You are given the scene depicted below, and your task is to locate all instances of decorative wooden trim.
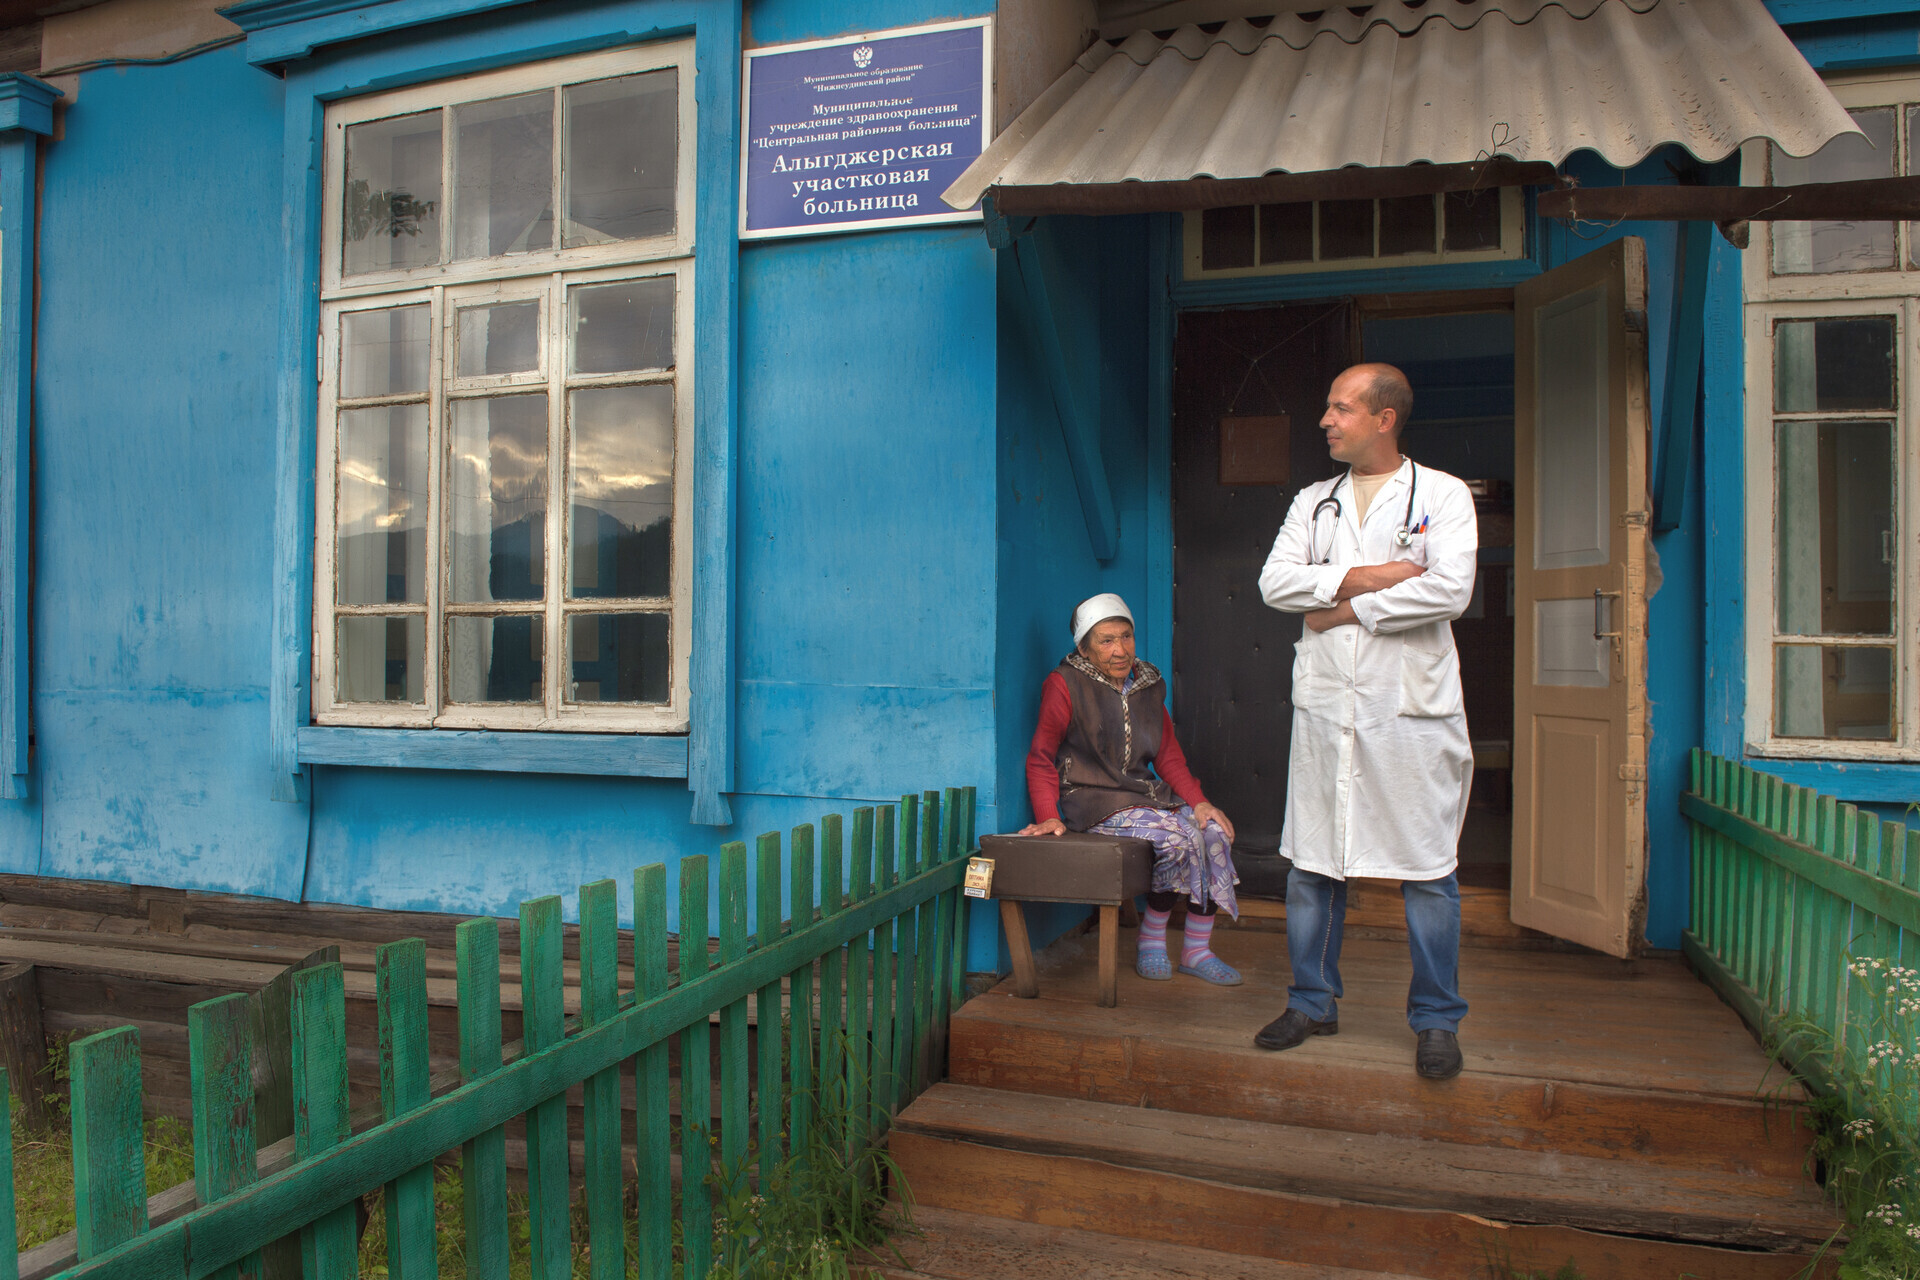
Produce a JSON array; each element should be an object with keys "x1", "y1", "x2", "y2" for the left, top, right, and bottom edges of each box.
[
  {"x1": 0, "y1": 74, "x2": 58, "y2": 802},
  {"x1": 221, "y1": 0, "x2": 541, "y2": 68},
  {"x1": 296, "y1": 726, "x2": 690, "y2": 776},
  {"x1": 1742, "y1": 755, "x2": 1920, "y2": 804},
  {"x1": 1653, "y1": 220, "x2": 1712, "y2": 532}
]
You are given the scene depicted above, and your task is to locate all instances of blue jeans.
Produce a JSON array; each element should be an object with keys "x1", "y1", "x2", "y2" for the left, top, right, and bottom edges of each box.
[{"x1": 1285, "y1": 867, "x2": 1468, "y2": 1033}]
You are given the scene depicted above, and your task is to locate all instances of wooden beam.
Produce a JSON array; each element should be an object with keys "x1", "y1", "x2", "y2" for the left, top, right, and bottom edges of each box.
[
  {"x1": 0, "y1": 963, "x2": 47, "y2": 1131},
  {"x1": 990, "y1": 157, "x2": 1559, "y2": 217},
  {"x1": 1540, "y1": 175, "x2": 1920, "y2": 223}
]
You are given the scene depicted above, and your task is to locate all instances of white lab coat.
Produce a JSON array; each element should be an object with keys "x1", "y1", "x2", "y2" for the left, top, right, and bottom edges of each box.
[{"x1": 1258, "y1": 458, "x2": 1478, "y2": 882}]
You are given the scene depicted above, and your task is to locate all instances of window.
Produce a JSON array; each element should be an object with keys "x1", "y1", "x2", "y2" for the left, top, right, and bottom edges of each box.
[
  {"x1": 314, "y1": 45, "x2": 695, "y2": 733},
  {"x1": 1183, "y1": 187, "x2": 1523, "y2": 279},
  {"x1": 1744, "y1": 71, "x2": 1920, "y2": 757}
]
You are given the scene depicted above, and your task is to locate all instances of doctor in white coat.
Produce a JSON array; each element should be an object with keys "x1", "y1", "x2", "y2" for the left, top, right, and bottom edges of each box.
[{"x1": 1253, "y1": 363, "x2": 1477, "y2": 1081}]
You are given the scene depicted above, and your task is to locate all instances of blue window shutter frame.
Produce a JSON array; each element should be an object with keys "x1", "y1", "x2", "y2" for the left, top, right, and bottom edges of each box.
[
  {"x1": 0, "y1": 75, "x2": 60, "y2": 803},
  {"x1": 254, "y1": 0, "x2": 738, "y2": 819}
]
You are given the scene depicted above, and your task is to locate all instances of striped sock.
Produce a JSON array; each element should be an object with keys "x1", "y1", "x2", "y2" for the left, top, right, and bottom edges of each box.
[
  {"x1": 1180, "y1": 913, "x2": 1217, "y2": 967},
  {"x1": 1139, "y1": 906, "x2": 1171, "y2": 957}
]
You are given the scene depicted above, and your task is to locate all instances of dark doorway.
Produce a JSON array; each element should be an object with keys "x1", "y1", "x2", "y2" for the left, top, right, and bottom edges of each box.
[{"x1": 1170, "y1": 302, "x2": 1353, "y2": 859}]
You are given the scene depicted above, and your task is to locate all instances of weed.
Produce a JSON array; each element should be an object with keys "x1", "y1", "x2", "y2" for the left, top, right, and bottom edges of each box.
[{"x1": 10, "y1": 1102, "x2": 196, "y2": 1253}]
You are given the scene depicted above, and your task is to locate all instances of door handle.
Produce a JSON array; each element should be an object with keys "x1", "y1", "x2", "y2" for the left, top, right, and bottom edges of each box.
[{"x1": 1593, "y1": 589, "x2": 1622, "y2": 641}]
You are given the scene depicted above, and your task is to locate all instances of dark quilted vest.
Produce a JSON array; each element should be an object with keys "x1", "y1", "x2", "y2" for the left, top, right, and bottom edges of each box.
[{"x1": 1055, "y1": 654, "x2": 1178, "y2": 831}]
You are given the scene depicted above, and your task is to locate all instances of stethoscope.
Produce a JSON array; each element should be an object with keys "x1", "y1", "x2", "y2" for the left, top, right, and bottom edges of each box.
[{"x1": 1308, "y1": 461, "x2": 1419, "y2": 565}]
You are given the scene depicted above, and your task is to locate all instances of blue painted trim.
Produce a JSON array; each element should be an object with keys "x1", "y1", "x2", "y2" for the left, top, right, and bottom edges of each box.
[
  {"x1": 1700, "y1": 231, "x2": 1745, "y2": 759},
  {"x1": 351, "y1": 32, "x2": 663, "y2": 95},
  {"x1": 230, "y1": 0, "x2": 536, "y2": 67},
  {"x1": 1171, "y1": 256, "x2": 1542, "y2": 310},
  {"x1": 298, "y1": 726, "x2": 690, "y2": 776},
  {"x1": 686, "y1": 1, "x2": 741, "y2": 827},
  {"x1": 1011, "y1": 229, "x2": 1118, "y2": 561},
  {"x1": 0, "y1": 76, "x2": 56, "y2": 802},
  {"x1": 1143, "y1": 213, "x2": 1175, "y2": 663},
  {"x1": 1766, "y1": 0, "x2": 1920, "y2": 23},
  {"x1": 1746, "y1": 758, "x2": 1920, "y2": 806},
  {"x1": 1653, "y1": 220, "x2": 1711, "y2": 532},
  {"x1": 0, "y1": 76, "x2": 61, "y2": 137}
]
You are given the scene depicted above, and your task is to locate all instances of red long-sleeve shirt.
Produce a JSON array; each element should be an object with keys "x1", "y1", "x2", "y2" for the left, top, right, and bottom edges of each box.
[{"x1": 1024, "y1": 670, "x2": 1208, "y2": 825}]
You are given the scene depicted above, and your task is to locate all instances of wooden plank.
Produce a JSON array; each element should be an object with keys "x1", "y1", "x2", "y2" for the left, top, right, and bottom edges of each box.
[
  {"x1": 896, "y1": 794, "x2": 928, "y2": 1107},
  {"x1": 0, "y1": 964, "x2": 48, "y2": 1132},
  {"x1": 577, "y1": 879, "x2": 625, "y2": 1280},
  {"x1": 678, "y1": 854, "x2": 714, "y2": 1280},
  {"x1": 455, "y1": 920, "x2": 509, "y2": 1280},
  {"x1": 1539, "y1": 175, "x2": 1920, "y2": 223},
  {"x1": 1096, "y1": 906, "x2": 1120, "y2": 1009},
  {"x1": 250, "y1": 944, "x2": 337, "y2": 1280},
  {"x1": 755, "y1": 830, "x2": 784, "y2": 1188},
  {"x1": 188, "y1": 994, "x2": 259, "y2": 1280},
  {"x1": 817, "y1": 817, "x2": 846, "y2": 1151},
  {"x1": 0, "y1": 1069, "x2": 15, "y2": 1280},
  {"x1": 520, "y1": 896, "x2": 571, "y2": 1280},
  {"x1": 786, "y1": 825, "x2": 816, "y2": 1161},
  {"x1": 70, "y1": 1026, "x2": 148, "y2": 1260},
  {"x1": 632, "y1": 865, "x2": 672, "y2": 1280},
  {"x1": 999, "y1": 900, "x2": 1039, "y2": 999},
  {"x1": 846, "y1": 810, "x2": 875, "y2": 1153},
  {"x1": 376, "y1": 939, "x2": 437, "y2": 1280},
  {"x1": 869, "y1": 804, "x2": 898, "y2": 1137},
  {"x1": 717, "y1": 842, "x2": 750, "y2": 1193},
  {"x1": 292, "y1": 964, "x2": 355, "y2": 1280}
]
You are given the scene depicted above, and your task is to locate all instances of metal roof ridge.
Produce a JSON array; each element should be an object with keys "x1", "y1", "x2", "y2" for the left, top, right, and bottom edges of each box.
[{"x1": 1101, "y1": 0, "x2": 1663, "y2": 60}]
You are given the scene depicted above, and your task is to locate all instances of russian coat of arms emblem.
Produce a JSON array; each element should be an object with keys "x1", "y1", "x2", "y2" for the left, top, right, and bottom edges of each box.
[{"x1": 853, "y1": 45, "x2": 873, "y2": 69}]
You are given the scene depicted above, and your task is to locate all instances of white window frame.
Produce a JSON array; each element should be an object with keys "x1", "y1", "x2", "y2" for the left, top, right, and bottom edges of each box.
[
  {"x1": 1181, "y1": 187, "x2": 1525, "y2": 280},
  {"x1": 1742, "y1": 69, "x2": 1920, "y2": 759},
  {"x1": 312, "y1": 43, "x2": 697, "y2": 734}
]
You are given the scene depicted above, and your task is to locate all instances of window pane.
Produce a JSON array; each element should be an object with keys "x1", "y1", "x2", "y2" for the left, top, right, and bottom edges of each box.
[
  {"x1": 448, "y1": 395, "x2": 548, "y2": 604},
  {"x1": 1908, "y1": 105, "x2": 1920, "y2": 269},
  {"x1": 1379, "y1": 195, "x2": 1436, "y2": 256},
  {"x1": 570, "y1": 278, "x2": 673, "y2": 375},
  {"x1": 337, "y1": 405, "x2": 428, "y2": 605},
  {"x1": 565, "y1": 71, "x2": 677, "y2": 246},
  {"x1": 453, "y1": 93, "x2": 553, "y2": 261},
  {"x1": 341, "y1": 306, "x2": 430, "y2": 398},
  {"x1": 1257, "y1": 202, "x2": 1312, "y2": 264},
  {"x1": 567, "y1": 612, "x2": 669, "y2": 703},
  {"x1": 1320, "y1": 199, "x2": 1375, "y2": 260},
  {"x1": 1775, "y1": 644, "x2": 1895, "y2": 740},
  {"x1": 1775, "y1": 420, "x2": 1895, "y2": 636},
  {"x1": 1773, "y1": 317, "x2": 1895, "y2": 412},
  {"x1": 457, "y1": 301, "x2": 541, "y2": 378},
  {"x1": 337, "y1": 615, "x2": 424, "y2": 703},
  {"x1": 343, "y1": 111, "x2": 443, "y2": 275},
  {"x1": 569, "y1": 385, "x2": 673, "y2": 599},
  {"x1": 1773, "y1": 107, "x2": 1896, "y2": 274},
  {"x1": 447, "y1": 615, "x2": 543, "y2": 703},
  {"x1": 1444, "y1": 188, "x2": 1502, "y2": 252},
  {"x1": 1200, "y1": 205, "x2": 1254, "y2": 271}
]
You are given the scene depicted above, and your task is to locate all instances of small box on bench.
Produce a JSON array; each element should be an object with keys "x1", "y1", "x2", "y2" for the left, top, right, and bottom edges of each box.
[{"x1": 977, "y1": 832, "x2": 1153, "y2": 904}]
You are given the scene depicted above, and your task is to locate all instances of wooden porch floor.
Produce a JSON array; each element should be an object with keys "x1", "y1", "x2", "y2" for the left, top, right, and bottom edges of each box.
[{"x1": 886, "y1": 923, "x2": 1844, "y2": 1280}]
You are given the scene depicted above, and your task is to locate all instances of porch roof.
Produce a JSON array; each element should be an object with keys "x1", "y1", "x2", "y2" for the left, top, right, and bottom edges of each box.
[{"x1": 943, "y1": 0, "x2": 1857, "y2": 215}]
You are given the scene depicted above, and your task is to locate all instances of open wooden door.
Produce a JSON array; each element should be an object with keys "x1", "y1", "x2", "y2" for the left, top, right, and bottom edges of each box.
[{"x1": 1510, "y1": 238, "x2": 1651, "y2": 957}]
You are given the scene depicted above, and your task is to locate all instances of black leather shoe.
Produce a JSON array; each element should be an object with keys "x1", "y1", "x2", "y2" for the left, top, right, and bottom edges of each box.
[
  {"x1": 1253, "y1": 1008, "x2": 1338, "y2": 1051},
  {"x1": 1415, "y1": 1029, "x2": 1463, "y2": 1080}
]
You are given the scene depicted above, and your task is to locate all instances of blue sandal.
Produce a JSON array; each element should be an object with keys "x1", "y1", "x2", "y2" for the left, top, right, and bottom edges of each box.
[
  {"x1": 1178, "y1": 954, "x2": 1243, "y2": 986},
  {"x1": 1135, "y1": 949, "x2": 1173, "y2": 981}
]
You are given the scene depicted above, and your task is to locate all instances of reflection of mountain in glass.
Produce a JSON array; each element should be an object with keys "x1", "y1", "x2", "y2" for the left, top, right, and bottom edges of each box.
[
  {"x1": 485, "y1": 615, "x2": 541, "y2": 702},
  {"x1": 336, "y1": 528, "x2": 425, "y2": 605},
  {"x1": 573, "y1": 502, "x2": 670, "y2": 599}
]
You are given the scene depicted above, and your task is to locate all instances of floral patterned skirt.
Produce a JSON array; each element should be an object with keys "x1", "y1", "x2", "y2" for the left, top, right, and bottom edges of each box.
[{"x1": 1088, "y1": 804, "x2": 1239, "y2": 919}]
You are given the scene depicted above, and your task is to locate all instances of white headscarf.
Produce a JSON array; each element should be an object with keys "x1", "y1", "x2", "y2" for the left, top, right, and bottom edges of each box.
[{"x1": 1072, "y1": 593, "x2": 1134, "y2": 647}]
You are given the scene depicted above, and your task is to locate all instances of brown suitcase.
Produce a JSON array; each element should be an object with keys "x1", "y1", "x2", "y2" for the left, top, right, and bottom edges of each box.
[
  {"x1": 977, "y1": 832, "x2": 1153, "y2": 905},
  {"x1": 977, "y1": 832, "x2": 1155, "y2": 1008}
]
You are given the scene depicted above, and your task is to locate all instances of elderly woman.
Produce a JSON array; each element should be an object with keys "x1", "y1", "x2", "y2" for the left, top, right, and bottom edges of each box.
[{"x1": 1017, "y1": 593, "x2": 1242, "y2": 984}]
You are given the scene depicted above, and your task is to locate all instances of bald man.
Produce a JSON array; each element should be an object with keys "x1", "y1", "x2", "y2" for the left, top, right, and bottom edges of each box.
[{"x1": 1253, "y1": 364, "x2": 1479, "y2": 1081}]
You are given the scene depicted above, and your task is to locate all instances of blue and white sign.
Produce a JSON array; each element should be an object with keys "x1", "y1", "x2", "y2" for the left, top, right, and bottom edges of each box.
[{"x1": 740, "y1": 19, "x2": 991, "y2": 239}]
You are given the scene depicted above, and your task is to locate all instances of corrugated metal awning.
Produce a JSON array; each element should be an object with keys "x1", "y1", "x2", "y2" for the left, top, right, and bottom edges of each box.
[{"x1": 945, "y1": 0, "x2": 1857, "y2": 214}]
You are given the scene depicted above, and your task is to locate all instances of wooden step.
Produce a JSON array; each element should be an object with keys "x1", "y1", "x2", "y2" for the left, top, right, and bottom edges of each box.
[
  {"x1": 890, "y1": 1086, "x2": 1842, "y2": 1280},
  {"x1": 862, "y1": 1206, "x2": 1422, "y2": 1280},
  {"x1": 950, "y1": 929, "x2": 1816, "y2": 1178},
  {"x1": 1229, "y1": 879, "x2": 1549, "y2": 947}
]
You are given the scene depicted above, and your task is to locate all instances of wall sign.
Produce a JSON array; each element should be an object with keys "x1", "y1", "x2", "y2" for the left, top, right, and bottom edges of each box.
[{"x1": 740, "y1": 18, "x2": 991, "y2": 240}]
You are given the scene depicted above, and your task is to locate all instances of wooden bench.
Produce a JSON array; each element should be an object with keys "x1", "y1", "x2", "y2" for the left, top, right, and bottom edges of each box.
[{"x1": 978, "y1": 833, "x2": 1152, "y2": 1008}]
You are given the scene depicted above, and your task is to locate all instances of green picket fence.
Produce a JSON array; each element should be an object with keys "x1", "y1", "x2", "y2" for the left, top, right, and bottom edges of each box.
[
  {"x1": 1680, "y1": 750, "x2": 1920, "y2": 1088},
  {"x1": 0, "y1": 786, "x2": 976, "y2": 1280}
]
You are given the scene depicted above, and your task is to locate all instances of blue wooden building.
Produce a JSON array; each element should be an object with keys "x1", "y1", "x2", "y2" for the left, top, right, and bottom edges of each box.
[{"x1": 0, "y1": 0, "x2": 1905, "y2": 969}]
